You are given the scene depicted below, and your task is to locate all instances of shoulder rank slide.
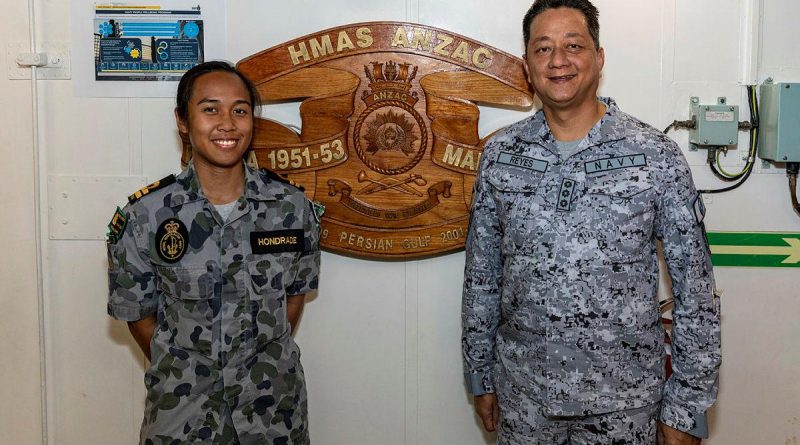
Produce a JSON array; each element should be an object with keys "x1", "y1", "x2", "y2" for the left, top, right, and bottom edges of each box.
[
  {"x1": 107, "y1": 207, "x2": 127, "y2": 244},
  {"x1": 260, "y1": 168, "x2": 305, "y2": 191},
  {"x1": 128, "y1": 174, "x2": 176, "y2": 204}
]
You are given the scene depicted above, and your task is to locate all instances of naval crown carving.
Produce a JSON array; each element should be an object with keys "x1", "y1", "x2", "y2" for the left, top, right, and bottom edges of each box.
[{"x1": 363, "y1": 60, "x2": 418, "y2": 106}]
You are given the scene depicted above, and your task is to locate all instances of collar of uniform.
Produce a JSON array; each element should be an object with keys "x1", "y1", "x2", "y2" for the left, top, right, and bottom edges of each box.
[
  {"x1": 518, "y1": 97, "x2": 627, "y2": 148},
  {"x1": 518, "y1": 111, "x2": 551, "y2": 144},
  {"x1": 166, "y1": 160, "x2": 279, "y2": 208},
  {"x1": 585, "y1": 97, "x2": 627, "y2": 146},
  {"x1": 243, "y1": 162, "x2": 280, "y2": 202},
  {"x1": 167, "y1": 160, "x2": 205, "y2": 208}
]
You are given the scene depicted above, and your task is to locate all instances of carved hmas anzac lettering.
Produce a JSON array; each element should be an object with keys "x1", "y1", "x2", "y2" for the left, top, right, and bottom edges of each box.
[{"x1": 234, "y1": 22, "x2": 533, "y2": 259}]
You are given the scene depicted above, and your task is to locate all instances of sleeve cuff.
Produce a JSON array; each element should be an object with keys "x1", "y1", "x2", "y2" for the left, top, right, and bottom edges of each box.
[
  {"x1": 286, "y1": 251, "x2": 320, "y2": 295},
  {"x1": 464, "y1": 371, "x2": 495, "y2": 396},
  {"x1": 286, "y1": 272, "x2": 319, "y2": 296},
  {"x1": 107, "y1": 302, "x2": 156, "y2": 322},
  {"x1": 659, "y1": 402, "x2": 709, "y2": 439}
]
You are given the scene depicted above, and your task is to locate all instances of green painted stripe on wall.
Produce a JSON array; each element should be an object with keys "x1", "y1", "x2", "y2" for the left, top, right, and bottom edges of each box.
[
  {"x1": 710, "y1": 254, "x2": 797, "y2": 268},
  {"x1": 706, "y1": 232, "x2": 799, "y2": 246},
  {"x1": 706, "y1": 232, "x2": 800, "y2": 268}
]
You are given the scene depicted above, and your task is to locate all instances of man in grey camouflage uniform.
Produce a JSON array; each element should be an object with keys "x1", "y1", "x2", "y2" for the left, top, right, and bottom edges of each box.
[
  {"x1": 107, "y1": 61, "x2": 320, "y2": 444},
  {"x1": 462, "y1": 1, "x2": 721, "y2": 444}
]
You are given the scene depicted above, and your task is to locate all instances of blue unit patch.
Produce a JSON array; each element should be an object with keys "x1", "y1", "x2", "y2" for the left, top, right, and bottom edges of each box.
[
  {"x1": 497, "y1": 152, "x2": 549, "y2": 173},
  {"x1": 693, "y1": 194, "x2": 706, "y2": 224},
  {"x1": 585, "y1": 154, "x2": 648, "y2": 174}
]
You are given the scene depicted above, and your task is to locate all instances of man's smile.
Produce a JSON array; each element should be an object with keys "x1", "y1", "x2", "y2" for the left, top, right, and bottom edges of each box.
[{"x1": 548, "y1": 74, "x2": 577, "y2": 83}]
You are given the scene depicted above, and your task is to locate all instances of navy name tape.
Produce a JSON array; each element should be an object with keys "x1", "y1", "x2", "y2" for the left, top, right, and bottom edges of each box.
[
  {"x1": 585, "y1": 154, "x2": 647, "y2": 174},
  {"x1": 251, "y1": 229, "x2": 304, "y2": 254},
  {"x1": 496, "y1": 153, "x2": 549, "y2": 173}
]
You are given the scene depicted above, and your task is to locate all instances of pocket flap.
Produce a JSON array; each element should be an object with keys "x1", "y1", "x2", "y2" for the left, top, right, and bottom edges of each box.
[
  {"x1": 247, "y1": 259, "x2": 290, "y2": 293},
  {"x1": 586, "y1": 170, "x2": 653, "y2": 199},
  {"x1": 156, "y1": 265, "x2": 213, "y2": 300},
  {"x1": 486, "y1": 169, "x2": 541, "y2": 193},
  {"x1": 587, "y1": 182, "x2": 652, "y2": 199}
]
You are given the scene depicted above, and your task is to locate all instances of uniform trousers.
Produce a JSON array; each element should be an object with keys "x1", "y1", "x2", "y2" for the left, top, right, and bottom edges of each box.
[{"x1": 497, "y1": 399, "x2": 659, "y2": 445}]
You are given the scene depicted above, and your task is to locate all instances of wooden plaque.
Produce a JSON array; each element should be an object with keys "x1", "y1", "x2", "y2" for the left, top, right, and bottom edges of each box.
[{"x1": 237, "y1": 22, "x2": 532, "y2": 259}]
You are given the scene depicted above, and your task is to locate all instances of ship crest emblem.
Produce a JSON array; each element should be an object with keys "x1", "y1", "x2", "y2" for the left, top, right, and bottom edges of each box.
[{"x1": 354, "y1": 60, "x2": 427, "y2": 175}]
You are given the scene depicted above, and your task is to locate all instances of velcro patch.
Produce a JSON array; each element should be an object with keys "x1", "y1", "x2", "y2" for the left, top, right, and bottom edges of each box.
[
  {"x1": 692, "y1": 194, "x2": 706, "y2": 224},
  {"x1": 251, "y1": 229, "x2": 304, "y2": 254},
  {"x1": 585, "y1": 154, "x2": 647, "y2": 174},
  {"x1": 106, "y1": 207, "x2": 127, "y2": 244},
  {"x1": 496, "y1": 153, "x2": 549, "y2": 173},
  {"x1": 556, "y1": 178, "x2": 577, "y2": 211}
]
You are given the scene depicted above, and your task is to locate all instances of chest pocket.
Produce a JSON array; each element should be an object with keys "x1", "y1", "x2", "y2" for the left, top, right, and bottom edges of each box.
[
  {"x1": 246, "y1": 251, "x2": 299, "y2": 343},
  {"x1": 157, "y1": 264, "x2": 217, "y2": 357},
  {"x1": 486, "y1": 168, "x2": 546, "y2": 255},
  {"x1": 583, "y1": 169, "x2": 655, "y2": 263}
]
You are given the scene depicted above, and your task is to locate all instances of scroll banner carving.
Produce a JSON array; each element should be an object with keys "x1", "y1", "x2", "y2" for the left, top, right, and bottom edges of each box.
[{"x1": 237, "y1": 22, "x2": 532, "y2": 259}]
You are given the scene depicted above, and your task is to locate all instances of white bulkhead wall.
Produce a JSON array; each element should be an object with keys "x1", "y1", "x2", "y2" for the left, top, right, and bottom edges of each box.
[{"x1": 1, "y1": 0, "x2": 798, "y2": 444}]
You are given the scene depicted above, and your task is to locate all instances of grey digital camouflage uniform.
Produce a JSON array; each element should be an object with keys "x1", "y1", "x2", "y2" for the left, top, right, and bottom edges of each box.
[
  {"x1": 500, "y1": 401, "x2": 659, "y2": 444},
  {"x1": 462, "y1": 98, "x2": 721, "y2": 442},
  {"x1": 108, "y1": 161, "x2": 320, "y2": 445}
]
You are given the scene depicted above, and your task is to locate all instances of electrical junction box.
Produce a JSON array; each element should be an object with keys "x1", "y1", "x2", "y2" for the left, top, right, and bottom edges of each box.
[
  {"x1": 758, "y1": 82, "x2": 800, "y2": 162},
  {"x1": 689, "y1": 97, "x2": 739, "y2": 147}
]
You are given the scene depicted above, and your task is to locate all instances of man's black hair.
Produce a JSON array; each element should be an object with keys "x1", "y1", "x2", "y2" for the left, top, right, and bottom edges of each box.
[{"x1": 523, "y1": 0, "x2": 600, "y2": 50}]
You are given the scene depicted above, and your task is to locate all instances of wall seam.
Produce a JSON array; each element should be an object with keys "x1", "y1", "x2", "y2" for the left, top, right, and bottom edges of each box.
[
  {"x1": 404, "y1": 259, "x2": 420, "y2": 445},
  {"x1": 403, "y1": 4, "x2": 421, "y2": 443},
  {"x1": 658, "y1": 0, "x2": 677, "y2": 128}
]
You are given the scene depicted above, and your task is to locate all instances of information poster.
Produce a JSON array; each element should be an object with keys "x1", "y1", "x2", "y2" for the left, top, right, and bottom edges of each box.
[
  {"x1": 71, "y1": 1, "x2": 225, "y2": 97},
  {"x1": 94, "y1": 4, "x2": 205, "y2": 81}
]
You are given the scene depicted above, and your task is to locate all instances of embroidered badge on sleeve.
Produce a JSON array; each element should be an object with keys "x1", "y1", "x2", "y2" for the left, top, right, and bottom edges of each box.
[{"x1": 106, "y1": 207, "x2": 127, "y2": 244}]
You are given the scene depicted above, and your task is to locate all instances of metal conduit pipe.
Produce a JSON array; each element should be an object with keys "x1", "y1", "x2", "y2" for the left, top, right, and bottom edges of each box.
[{"x1": 28, "y1": 0, "x2": 50, "y2": 442}]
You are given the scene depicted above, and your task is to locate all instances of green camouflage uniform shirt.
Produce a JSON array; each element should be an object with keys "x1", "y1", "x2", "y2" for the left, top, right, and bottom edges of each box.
[{"x1": 107, "y1": 161, "x2": 320, "y2": 444}]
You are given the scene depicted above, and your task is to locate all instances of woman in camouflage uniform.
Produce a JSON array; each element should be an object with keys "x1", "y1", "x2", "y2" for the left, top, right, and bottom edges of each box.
[{"x1": 107, "y1": 61, "x2": 321, "y2": 444}]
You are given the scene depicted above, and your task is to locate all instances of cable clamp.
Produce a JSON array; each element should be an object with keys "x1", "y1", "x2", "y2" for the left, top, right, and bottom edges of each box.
[{"x1": 16, "y1": 52, "x2": 49, "y2": 67}]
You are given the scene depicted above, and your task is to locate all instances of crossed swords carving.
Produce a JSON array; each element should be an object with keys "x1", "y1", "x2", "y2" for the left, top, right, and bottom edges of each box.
[{"x1": 357, "y1": 170, "x2": 427, "y2": 196}]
